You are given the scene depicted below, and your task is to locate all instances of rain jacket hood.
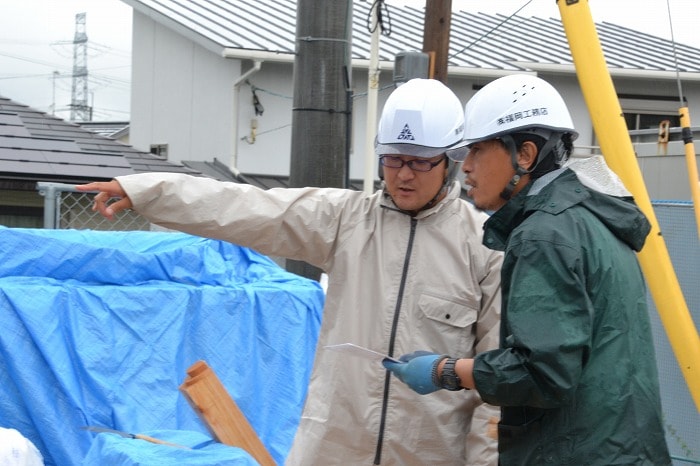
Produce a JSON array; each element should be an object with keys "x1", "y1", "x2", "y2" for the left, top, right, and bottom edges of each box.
[{"x1": 483, "y1": 168, "x2": 650, "y2": 252}]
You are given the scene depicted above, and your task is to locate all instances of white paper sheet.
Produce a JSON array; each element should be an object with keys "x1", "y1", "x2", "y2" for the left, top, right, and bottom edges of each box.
[{"x1": 324, "y1": 343, "x2": 400, "y2": 363}]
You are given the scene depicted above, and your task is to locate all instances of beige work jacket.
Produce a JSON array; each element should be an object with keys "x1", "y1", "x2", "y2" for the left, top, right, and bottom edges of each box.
[{"x1": 118, "y1": 173, "x2": 502, "y2": 465}]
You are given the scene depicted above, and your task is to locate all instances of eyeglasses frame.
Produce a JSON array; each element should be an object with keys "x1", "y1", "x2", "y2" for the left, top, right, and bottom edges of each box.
[{"x1": 379, "y1": 155, "x2": 447, "y2": 172}]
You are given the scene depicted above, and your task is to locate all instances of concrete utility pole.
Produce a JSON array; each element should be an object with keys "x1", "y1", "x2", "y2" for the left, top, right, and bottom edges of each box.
[
  {"x1": 422, "y1": 1, "x2": 452, "y2": 84},
  {"x1": 287, "y1": 0, "x2": 353, "y2": 280}
]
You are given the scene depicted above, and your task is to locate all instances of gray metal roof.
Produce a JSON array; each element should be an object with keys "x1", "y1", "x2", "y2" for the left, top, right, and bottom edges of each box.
[
  {"x1": 182, "y1": 157, "x2": 384, "y2": 191},
  {"x1": 0, "y1": 97, "x2": 375, "y2": 190},
  {"x1": 120, "y1": 0, "x2": 700, "y2": 74},
  {"x1": 0, "y1": 96, "x2": 199, "y2": 184}
]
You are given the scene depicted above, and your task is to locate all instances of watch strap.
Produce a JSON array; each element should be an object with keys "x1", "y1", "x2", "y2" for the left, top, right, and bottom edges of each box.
[
  {"x1": 431, "y1": 355, "x2": 450, "y2": 388},
  {"x1": 440, "y1": 357, "x2": 464, "y2": 391}
]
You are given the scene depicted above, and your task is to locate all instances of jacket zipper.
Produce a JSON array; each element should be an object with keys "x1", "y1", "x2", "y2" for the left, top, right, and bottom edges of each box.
[{"x1": 374, "y1": 217, "x2": 417, "y2": 465}]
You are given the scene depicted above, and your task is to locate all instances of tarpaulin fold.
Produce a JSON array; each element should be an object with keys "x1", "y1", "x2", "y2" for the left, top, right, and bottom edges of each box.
[{"x1": 0, "y1": 227, "x2": 324, "y2": 465}]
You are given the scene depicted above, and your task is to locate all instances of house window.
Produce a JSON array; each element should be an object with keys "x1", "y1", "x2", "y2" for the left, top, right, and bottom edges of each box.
[
  {"x1": 618, "y1": 94, "x2": 683, "y2": 131},
  {"x1": 150, "y1": 144, "x2": 169, "y2": 159},
  {"x1": 624, "y1": 112, "x2": 680, "y2": 131},
  {"x1": 0, "y1": 205, "x2": 43, "y2": 228}
]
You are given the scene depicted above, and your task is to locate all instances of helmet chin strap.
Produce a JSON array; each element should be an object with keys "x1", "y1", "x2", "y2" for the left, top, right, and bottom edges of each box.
[
  {"x1": 499, "y1": 133, "x2": 562, "y2": 201},
  {"x1": 388, "y1": 157, "x2": 451, "y2": 216},
  {"x1": 419, "y1": 181, "x2": 448, "y2": 212},
  {"x1": 415, "y1": 157, "x2": 452, "y2": 213},
  {"x1": 386, "y1": 186, "x2": 445, "y2": 216},
  {"x1": 499, "y1": 135, "x2": 528, "y2": 201}
]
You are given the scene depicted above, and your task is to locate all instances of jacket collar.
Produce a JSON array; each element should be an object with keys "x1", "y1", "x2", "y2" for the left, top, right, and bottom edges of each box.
[{"x1": 483, "y1": 169, "x2": 650, "y2": 251}]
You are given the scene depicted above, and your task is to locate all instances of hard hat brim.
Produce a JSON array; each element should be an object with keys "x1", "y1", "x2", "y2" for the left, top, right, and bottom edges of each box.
[
  {"x1": 451, "y1": 126, "x2": 580, "y2": 162},
  {"x1": 445, "y1": 145, "x2": 469, "y2": 162},
  {"x1": 376, "y1": 140, "x2": 469, "y2": 159}
]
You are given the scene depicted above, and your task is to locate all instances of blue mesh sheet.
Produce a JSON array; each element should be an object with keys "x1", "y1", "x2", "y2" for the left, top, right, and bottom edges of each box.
[{"x1": 648, "y1": 203, "x2": 700, "y2": 464}]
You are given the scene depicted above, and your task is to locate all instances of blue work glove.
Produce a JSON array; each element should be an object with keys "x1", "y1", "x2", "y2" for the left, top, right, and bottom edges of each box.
[{"x1": 382, "y1": 351, "x2": 446, "y2": 395}]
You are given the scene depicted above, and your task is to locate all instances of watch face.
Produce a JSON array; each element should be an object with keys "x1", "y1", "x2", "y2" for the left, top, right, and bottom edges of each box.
[{"x1": 443, "y1": 376, "x2": 461, "y2": 390}]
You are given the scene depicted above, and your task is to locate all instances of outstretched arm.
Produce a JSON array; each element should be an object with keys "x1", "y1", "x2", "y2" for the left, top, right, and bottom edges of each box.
[{"x1": 75, "y1": 180, "x2": 132, "y2": 221}]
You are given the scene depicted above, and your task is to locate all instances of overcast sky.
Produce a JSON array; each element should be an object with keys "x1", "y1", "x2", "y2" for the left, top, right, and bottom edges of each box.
[
  {"x1": 0, "y1": 0, "x2": 697, "y2": 122},
  {"x1": 0, "y1": 0, "x2": 132, "y2": 121}
]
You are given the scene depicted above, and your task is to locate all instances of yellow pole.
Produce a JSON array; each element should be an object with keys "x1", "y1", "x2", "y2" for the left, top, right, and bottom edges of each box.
[
  {"x1": 556, "y1": 0, "x2": 700, "y2": 412},
  {"x1": 679, "y1": 107, "x2": 700, "y2": 239}
]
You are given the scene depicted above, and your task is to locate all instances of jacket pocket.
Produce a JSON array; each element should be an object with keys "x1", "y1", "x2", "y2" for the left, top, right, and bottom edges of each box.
[{"x1": 415, "y1": 293, "x2": 478, "y2": 351}]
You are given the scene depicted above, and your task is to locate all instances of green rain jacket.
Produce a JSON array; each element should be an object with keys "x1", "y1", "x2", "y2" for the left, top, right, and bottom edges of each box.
[{"x1": 473, "y1": 168, "x2": 671, "y2": 465}]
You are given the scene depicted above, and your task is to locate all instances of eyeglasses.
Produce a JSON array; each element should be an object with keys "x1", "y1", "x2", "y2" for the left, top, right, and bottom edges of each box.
[{"x1": 379, "y1": 155, "x2": 446, "y2": 172}]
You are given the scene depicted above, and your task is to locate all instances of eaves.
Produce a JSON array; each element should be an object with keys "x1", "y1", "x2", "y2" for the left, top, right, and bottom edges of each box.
[
  {"x1": 513, "y1": 61, "x2": 700, "y2": 81},
  {"x1": 222, "y1": 48, "x2": 538, "y2": 79}
]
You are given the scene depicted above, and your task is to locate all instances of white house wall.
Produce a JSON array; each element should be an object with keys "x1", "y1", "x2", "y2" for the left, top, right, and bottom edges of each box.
[
  {"x1": 236, "y1": 70, "x2": 603, "y2": 181},
  {"x1": 129, "y1": 9, "x2": 700, "y2": 199},
  {"x1": 222, "y1": 65, "x2": 402, "y2": 179},
  {"x1": 236, "y1": 69, "x2": 603, "y2": 181},
  {"x1": 130, "y1": 12, "x2": 238, "y2": 168},
  {"x1": 234, "y1": 62, "x2": 294, "y2": 176}
]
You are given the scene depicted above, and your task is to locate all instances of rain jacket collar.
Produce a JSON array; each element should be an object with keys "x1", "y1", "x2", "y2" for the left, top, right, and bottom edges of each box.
[{"x1": 484, "y1": 168, "x2": 650, "y2": 252}]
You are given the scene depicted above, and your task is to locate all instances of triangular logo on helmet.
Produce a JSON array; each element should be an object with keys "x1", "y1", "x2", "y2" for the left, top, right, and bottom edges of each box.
[{"x1": 397, "y1": 124, "x2": 415, "y2": 141}]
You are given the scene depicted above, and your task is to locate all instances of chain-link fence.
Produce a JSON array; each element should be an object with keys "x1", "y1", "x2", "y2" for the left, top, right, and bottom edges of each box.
[{"x1": 37, "y1": 182, "x2": 151, "y2": 231}]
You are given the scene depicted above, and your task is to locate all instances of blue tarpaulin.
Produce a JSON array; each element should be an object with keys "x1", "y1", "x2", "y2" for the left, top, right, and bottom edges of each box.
[{"x1": 0, "y1": 227, "x2": 324, "y2": 465}]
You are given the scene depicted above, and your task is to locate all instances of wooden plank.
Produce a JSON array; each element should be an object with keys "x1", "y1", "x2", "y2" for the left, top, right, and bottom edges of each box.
[{"x1": 179, "y1": 360, "x2": 276, "y2": 466}]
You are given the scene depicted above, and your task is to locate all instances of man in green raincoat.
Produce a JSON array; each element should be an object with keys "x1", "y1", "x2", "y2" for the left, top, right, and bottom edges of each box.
[{"x1": 384, "y1": 74, "x2": 671, "y2": 465}]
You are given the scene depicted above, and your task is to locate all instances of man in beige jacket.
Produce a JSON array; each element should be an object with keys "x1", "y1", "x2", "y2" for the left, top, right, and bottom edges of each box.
[{"x1": 78, "y1": 79, "x2": 502, "y2": 465}]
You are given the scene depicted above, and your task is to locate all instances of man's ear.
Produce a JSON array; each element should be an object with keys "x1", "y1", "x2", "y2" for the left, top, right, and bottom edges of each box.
[{"x1": 517, "y1": 141, "x2": 538, "y2": 172}]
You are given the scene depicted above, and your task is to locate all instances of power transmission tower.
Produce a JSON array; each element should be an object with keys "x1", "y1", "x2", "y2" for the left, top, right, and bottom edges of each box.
[{"x1": 70, "y1": 12, "x2": 91, "y2": 121}]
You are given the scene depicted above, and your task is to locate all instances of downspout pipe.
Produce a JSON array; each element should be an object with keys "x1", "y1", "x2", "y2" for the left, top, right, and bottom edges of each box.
[
  {"x1": 230, "y1": 59, "x2": 262, "y2": 173},
  {"x1": 557, "y1": 0, "x2": 700, "y2": 411}
]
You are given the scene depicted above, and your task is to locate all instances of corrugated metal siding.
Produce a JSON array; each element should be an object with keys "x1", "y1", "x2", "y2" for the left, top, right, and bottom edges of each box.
[{"x1": 122, "y1": 0, "x2": 700, "y2": 73}]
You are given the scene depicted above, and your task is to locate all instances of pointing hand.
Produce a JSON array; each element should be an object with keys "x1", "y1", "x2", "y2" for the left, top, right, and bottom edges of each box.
[{"x1": 75, "y1": 180, "x2": 132, "y2": 220}]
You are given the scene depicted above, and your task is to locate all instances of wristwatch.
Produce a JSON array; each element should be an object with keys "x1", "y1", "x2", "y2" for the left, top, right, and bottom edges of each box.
[{"x1": 440, "y1": 357, "x2": 464, "y2": 391}]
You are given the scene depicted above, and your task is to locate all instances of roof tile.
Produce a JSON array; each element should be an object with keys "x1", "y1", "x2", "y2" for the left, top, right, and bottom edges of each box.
[{"x1": 0, "y1": 96, "x2": 201, "y2": 183}]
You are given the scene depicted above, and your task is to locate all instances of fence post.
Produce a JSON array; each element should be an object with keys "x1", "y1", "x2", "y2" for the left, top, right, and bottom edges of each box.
[{"x1": 37, "y1": 182, "x2": 60, "y2": 229}]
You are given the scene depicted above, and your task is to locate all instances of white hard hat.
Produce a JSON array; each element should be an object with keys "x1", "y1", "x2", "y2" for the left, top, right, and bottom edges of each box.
[
  {"x1": 456, "y1": 74, "x2": 578, "y2": 160},
  {"x1": 375, "y1": 78, "x2": 468, "y2": 159}
]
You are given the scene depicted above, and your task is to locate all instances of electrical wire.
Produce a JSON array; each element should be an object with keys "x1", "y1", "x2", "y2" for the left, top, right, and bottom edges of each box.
[
  {"x1": 239, "y1": 124, "x2": 292, "y2": 141},
  {"x1": 367, "y1": 0, "x2": 391, "y2": 36},
  {"x1": 448, "y1": 0, "x2": 533, "y2": 60},
  {"x1": 663, "y1": 0, "x2": 700, "y2": 242},
  {"x1": 0, "y1": 50, "x2": 72, "y2": 71},
  {"x1": 244, "y1": 81, "x2": 292, "y2": 100},
  {"x1": 665, "y1": 0, "x2": 685, "y2": 106},
  {"x1": 352, "y1": 83, "x2": 395, "y2": 99}
]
